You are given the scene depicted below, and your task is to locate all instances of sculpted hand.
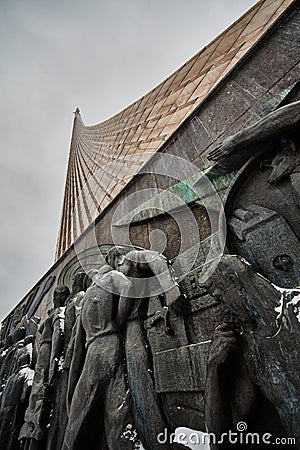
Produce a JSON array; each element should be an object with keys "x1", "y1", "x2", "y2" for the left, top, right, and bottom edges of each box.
[
  {"x1": 169, "y1": 293, "x2": 188, "y2": 315},
  {"x1": 165, "y1": 285, "x2": 187, "y2": 315},
  {"x1": 208, "y1": 322, "x2": 239, "y2": 368},
  {"x1": 208, "y1": 136, "x2": 235, "y2": 161}
]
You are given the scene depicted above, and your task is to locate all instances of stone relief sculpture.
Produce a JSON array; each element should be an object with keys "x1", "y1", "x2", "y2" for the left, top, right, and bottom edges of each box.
[
  {"x1": 204, "y1": 255, "x2": 299, "y2": 448},
  {"x1": 0, "y1": 337, "x2": 13, "y2": 400},
  {"x1": 0, "y1": 100, "x2": 299, "y2": 449},
  {"x1": 26, "y1": 276, "x2": 56, "y2": 321},
  {"x1": 105, "y1": 246, "x2": 184, "y2": 450},
  {"x1": 204, "y1": 100, "x2": 300, "y2": 448},
  {"x1": 62, "y1": 263, "x2": 135, "y2": 450},
  {"x1": 210, "y1": 101, "x2": 300, "y2": 289},
  {"x1": 58, "y1": 272, "x2": 86, "y2": 438},
  {"x1": 46, "y1": 285, "x2": 70, "y2": 450},
  {"x1": 0, "y1": 326, "x2": 27, "y2": 396},
  {"x1": 64, "y1": 272, "x2": 86, "y2": 358},
  {"x1": 208, "y1": 100, "x2": 300, "y2": 172},
  {"x1": 19, "y1": 315, "x2": 41, "y2": 340},
  {"x1": 19, "y1": 285, "x2": 70, "y2": 450},
  {"x1": 0, "y1": 336, "x2": 34, "y2": 450}
]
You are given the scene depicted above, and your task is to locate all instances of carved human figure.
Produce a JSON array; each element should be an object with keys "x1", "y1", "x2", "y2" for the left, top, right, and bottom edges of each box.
[
  {"x1": 106, "y1": 246, "x2": 184, "y2": 450},
  {"x1": 0, "y1": 340, "x2": 4, "y2": 379},
  {"x1": 62, "y1": 264, "x2": 135, "y2": 450},
  {"x1": 10, "y1": 305, "x2": 27, "y2": 334},
  {"x1": 0, "y1": 327, "x2": 26, "y2": 394},
  {"x1": 0, "y1": 336, "x2": 13, "y2": 392},
  {"x1": 208, "y1": 100, "x2": 300, "y2": 172},
  {"x1": 19, "y1": 315, "x2": 41, "y2": 339},
  {"x1": 64, "y1": 272, "x2": 95, "y2": 414},
  {"x1": 0, "y1": 337, "x2": 34, "y2": 450},
  {"x1": 64, "y1": 272, "x2": 86, "y2": 360},
  {"x1": 209, "y1": 101, "x2": 300, "y2": 289},
  {"x1": 267, "y1": 136, "x2": 300, "y2": 206},
  {"x1": 19, "y1": 285, "x2": 70, "y2": 450},
  {"x1": 46, "y1": 285, "x2": 71, "y2": 450},
  {"x1": 17, "y1": 315, "x2": 41, "y2": 371},
  {"x1": 204, "y1": 255, "x2": 298, "y2": 449},
  {"x1": 51, "y1": 272, "x2": 86, "y2": 444}
]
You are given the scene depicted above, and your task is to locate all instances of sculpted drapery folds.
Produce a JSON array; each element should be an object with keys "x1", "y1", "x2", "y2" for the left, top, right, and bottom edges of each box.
[
  {"x1": 204, "y1": 101, "x2": 300, "y2": 449},
  {"x1": 0, "y1": 97, "x2": 299, "y2": 449},
  {"x1": 105, "y1": 247, "x2": 184, "y2": 450},
  {"x1": 0, "y1": 336, "x2": 35, "y2": 450},
  {"x1": 19, "y1": 285, "x2": 70, "y2": 450},
  {"x1": 62, "y1": 264, "x2": 135, "y2": 450}
]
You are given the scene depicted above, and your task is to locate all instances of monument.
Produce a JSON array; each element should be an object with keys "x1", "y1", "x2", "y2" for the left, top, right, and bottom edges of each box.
[{"x1": 1, "y1": 0, "x2": 299, "y2": 448}]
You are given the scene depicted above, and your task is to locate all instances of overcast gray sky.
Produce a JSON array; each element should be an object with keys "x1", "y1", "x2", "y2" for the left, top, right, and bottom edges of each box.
[{"x1": 0, "y1": 0, "x2": 258, "y2": 322}]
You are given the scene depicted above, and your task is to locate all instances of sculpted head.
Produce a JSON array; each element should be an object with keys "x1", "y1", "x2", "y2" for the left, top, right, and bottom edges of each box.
[
  {"x1": 16, "y1": 345, "x2": 31, "y2": 369},
  {"x1": 268, "y1": 137, "x2": 298, "y2": 184},
  {"x1": 84, "y1": 269, "x2": 99, "y2": 289},
  {"x1": 53, "y1": 285, "x2": 70, "y2": 308},
  {"x1": 106, "y1": 246, "x2": 132, "y2": 275},
  {"x1": 71, "y1": 272, "x2": 86, "y2": 295},
  {"x1": 12, "y1": 326, "x2": 26, "y2": 344}
]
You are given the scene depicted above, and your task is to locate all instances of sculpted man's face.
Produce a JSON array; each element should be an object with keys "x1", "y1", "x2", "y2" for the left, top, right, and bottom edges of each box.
[
  {"x1": 53, "y1": 286, "x2": 70, "y2": 308},
  {"x1": 116, "y1": 255, "x2": 132, "y2": 275},
  {"x1": 16, "y1": 350, "x2": 31, "y2": 369}
]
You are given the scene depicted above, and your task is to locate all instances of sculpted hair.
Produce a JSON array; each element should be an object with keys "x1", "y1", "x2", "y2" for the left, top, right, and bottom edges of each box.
[{"x1": 105, "y1": 246, "x2": 129, "y2": 269}]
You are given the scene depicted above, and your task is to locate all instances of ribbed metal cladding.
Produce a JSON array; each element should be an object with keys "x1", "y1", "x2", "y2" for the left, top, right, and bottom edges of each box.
[{"x1": 55, "y1": 0, "x2": 296, "y2": 260}]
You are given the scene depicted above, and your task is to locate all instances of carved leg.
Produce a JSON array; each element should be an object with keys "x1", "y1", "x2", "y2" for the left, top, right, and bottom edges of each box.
[
  {"x1": 125, "y1": 320, "x2": 171, "y2": 450},
  {"x1": 29, "y1": 439, "x2": 45, "y2": 450},
  {"x1": 62, "y1": 354, "x2": 103, "y2": 449},
  {"x1": 290, "y1": 172, "x2": 300, "y2": 207},
  {"x1": 63, "y1": 336, "x2": 122, "y2": 450},
  {"x1": 104, "y1": 364, "x2": 135, "y2": 449}
]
